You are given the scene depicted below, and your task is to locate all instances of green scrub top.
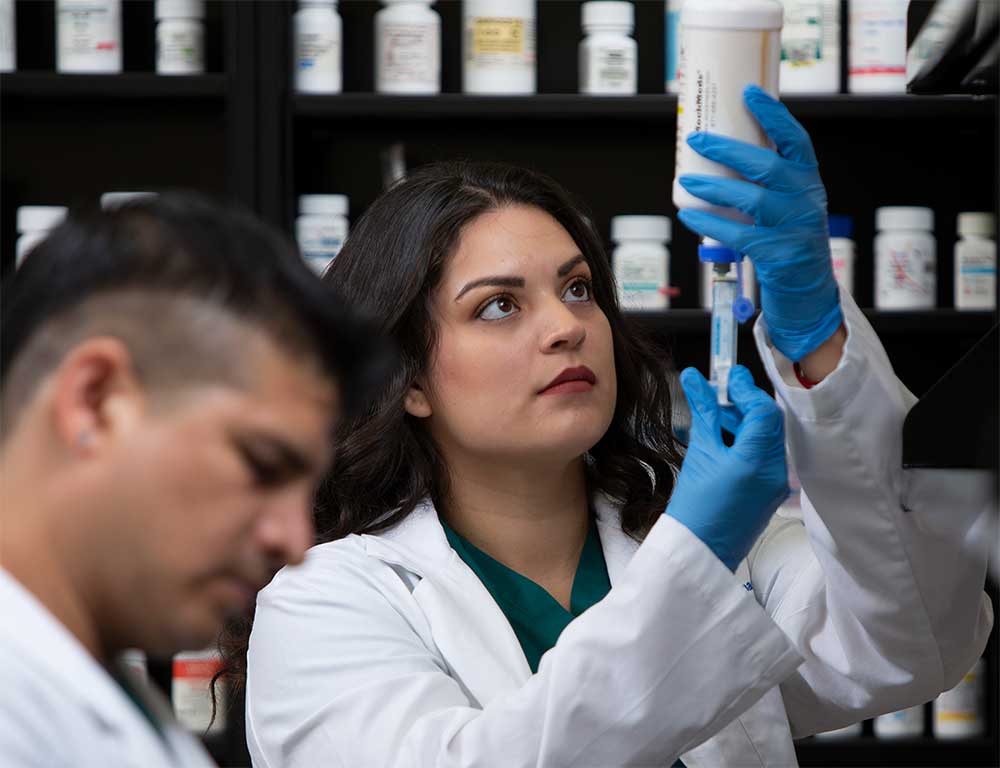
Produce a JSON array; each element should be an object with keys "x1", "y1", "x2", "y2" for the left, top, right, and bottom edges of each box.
[{"x1": 442, "y1": 518, "x2": 685, "y2": 768}]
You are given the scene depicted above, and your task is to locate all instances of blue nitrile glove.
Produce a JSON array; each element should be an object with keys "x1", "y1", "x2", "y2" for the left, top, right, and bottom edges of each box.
[
  {"x1": 677, "y1": 84, "x2": 843, "y2": 362},
  {"x1": 665, "y1": 365, "x2": 789, "y2": 572}
]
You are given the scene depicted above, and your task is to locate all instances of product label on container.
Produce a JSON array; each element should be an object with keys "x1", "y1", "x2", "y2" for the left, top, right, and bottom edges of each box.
[
  {"x1": 956, "y1": 242, "x2": 996, "y2": 309},
  {"x1": 467, "y1": 17, "x2": 536, "y2": 67},
  {"x1": 297, "y1": 32, "x2": 340, "y2": 73},
  {"x1": 58, "y1": 2, "x2": 120, "y2": 57},
  {"x1": 297, "y1": 219, "x2": 348, "y2": 266},
  {"x1": 615, "y1": 258, "x2": 668, "y2": 311},
  {"x1": 876, "y1": 240, "x2": 936, "y2": 308},
  {"x1": 583, "y1": 45, "x2": 635, "y2": 94},
  {"x1": 380, "y1": 23, "x2": 439, "y2": 84},
  {"x1": 849, "y1": 4, "x2": 907, "y2": 76},
  {"x1": 172, "y1": 653, "x2": 225, "y2": 734},
  {"x1": 675, "y1": 25, "x2": 779, "y2": 192},
  {"x1": 782, "y1": 1, "x2": 839, "y2": 67},
  {"x1": 157, "y1": 28, "x2": 204, "y2": 72}
]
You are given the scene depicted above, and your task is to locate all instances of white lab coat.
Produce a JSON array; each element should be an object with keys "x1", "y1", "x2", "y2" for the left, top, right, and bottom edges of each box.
[
  {"x1": 0, "y1": 569, "x2": 215, "y2": 768},
  {"x1": 246, "y1": 289, "x2": 994, "y2": 767}
]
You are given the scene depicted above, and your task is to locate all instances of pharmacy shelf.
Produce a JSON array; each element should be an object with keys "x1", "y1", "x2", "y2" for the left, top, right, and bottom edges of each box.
[
  {"x1": 795, "y1": 737, "x2": 997, "y2": 767},
  {"x1": 293, "y1": 93, "x2": 997, "y2": 122},
  {"x1": 629, "y1": 309, "x2": 996, "y2": 336},
  {"x1": 0, "y1": 72, "x2": 229, "y2": 101}
]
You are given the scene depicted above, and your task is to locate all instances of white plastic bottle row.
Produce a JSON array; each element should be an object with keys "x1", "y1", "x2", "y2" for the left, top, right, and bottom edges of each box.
[
  {"x1": 0, "y1": 0, "x2": 205, "y2": 75},
  {"x1": 607, "y1": 210, "x2": 995, "y2": 314}
]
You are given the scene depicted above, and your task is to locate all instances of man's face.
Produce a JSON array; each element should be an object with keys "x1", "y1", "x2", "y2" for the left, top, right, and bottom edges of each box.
[{"x1": 95, "y1": 335, "x2": 337, "y2": 654}]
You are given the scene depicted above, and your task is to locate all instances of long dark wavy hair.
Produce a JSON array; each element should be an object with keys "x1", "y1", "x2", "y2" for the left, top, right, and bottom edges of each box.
[{"x1": 215, "y1": 160, "x2": 684, "y2": 705}]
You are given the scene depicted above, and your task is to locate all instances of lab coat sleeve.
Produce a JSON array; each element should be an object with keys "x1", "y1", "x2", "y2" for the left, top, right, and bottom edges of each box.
[
  {"x1": 246, "y1": 516, "x2": 803, "y2": 768},
  {"x1": 747, "y1": 286, "x2": 995, "y2": 738}
]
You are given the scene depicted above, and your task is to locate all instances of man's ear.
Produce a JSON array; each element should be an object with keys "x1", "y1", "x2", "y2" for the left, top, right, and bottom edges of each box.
[
  {"x1": 403, "y1": 379, "x2": 432, "y2": 419},
  {"x1": 50, "y1": 337, "x2": 145, "y2": 455}
]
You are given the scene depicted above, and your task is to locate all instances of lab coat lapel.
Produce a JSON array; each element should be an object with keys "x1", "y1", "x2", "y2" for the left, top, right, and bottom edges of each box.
[
  {"x1": 593, "y1": 494, "x2": 640, "y2": 585},
  {"x1": 363, "y1": 501, "x2": 533, "y2": 706}
]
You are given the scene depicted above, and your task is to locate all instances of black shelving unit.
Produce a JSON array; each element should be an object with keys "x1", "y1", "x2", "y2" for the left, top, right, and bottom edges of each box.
[{"x1": 3, "y1": 1, "x2": 997, "y2": 767}]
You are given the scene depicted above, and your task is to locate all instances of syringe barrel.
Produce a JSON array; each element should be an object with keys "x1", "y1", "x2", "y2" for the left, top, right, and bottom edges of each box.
[{"x1": 710, "y1": 272, "x2": 738, "y2": 406}]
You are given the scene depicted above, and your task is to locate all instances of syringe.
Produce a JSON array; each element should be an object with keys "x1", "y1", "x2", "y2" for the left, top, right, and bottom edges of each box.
[{"x1": 699, "y1": 239, "x2": 755, "y2": 406}]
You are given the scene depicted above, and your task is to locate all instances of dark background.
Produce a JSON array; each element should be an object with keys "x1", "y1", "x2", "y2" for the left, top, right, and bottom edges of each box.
[{"x1": 2, "y1": 1, "x2": 997, "y2": 766}]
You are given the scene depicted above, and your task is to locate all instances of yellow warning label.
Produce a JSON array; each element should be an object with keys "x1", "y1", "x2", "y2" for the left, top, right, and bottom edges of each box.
[{"x1": 473, "y1": 18, "x2": 524, "y2": 55}]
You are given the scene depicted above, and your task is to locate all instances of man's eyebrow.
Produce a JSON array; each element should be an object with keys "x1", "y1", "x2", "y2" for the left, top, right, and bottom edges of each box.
[
  {"x1": 236, "y1": 432, "x2": 315, "y2": 476},
  {"x1": 454, "y1": 276, "x2": 525, "y2": 302},
  {"x1": 557, "y1": 254, "x2": 587, "y2": 277}
]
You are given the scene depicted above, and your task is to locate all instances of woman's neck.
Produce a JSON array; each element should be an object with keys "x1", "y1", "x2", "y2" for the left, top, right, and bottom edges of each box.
[{"x1": 441, "y1": 453, "x2": 591, "y2": 608}]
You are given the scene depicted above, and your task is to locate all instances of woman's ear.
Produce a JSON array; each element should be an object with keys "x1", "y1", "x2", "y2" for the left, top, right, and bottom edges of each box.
[{"x1": 404, "y1": 380, "x2": 432, "y2": 419}]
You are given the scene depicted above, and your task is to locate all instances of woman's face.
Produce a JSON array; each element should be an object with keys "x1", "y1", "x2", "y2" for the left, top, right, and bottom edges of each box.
[{"x1": 408, "y1": 205, "x2": 617, "y2": 466}]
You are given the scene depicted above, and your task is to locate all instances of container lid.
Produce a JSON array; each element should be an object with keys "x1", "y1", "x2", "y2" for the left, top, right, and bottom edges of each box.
[
  {"x1": 681, "y1": 0, "x2": 783, "y2": 31},
  {"x1": 101, "y1": 192, "x2": 158, "y2": 210},
  {"x1": 381, "y1": 0, "x2": 433, "y2": 4},
  {"x1": 155, "y1": 0, "x2": 205, "y2": 20},
  {"x1": 875, "y1": 206, "x2": 934, "y2": 232},
  {"x1": 957, "y1": 212, "x2": 995, "y2": 238},
  {"x1": 611, "y1": 215, "x2": 671, "y2": 243},
  {"x1": 17, "y1": 206, "x2": 68, "y2": 232},
  {"x1": 828, "y1": 214, "x2": 854, "y2": 240},
  {"x1": 698, "y1": 237, "x2": 739, "y2": 263},
  {"x1": 299, "y1": 194, "x2": 349, "y2": 216},
  {"x1": 582, "y1": 1, "x2": 634, "y2": 31}
]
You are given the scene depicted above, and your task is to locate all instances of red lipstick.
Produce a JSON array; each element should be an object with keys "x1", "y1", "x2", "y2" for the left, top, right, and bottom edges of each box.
[{"x1": 539, "y1": 366, "x2": 597, "y2": 395}]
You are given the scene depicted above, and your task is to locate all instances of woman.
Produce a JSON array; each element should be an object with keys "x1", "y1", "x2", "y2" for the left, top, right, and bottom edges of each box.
[{"x1": 240, "y1": 88, "x2": 992, "y2": 767}]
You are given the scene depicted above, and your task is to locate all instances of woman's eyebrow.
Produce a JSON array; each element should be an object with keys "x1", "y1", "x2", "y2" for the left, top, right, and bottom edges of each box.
[
  {"x1": 454, "y1": 255, "x2": 587, "y2": 301},
  {"x1": 557, "y1": 254, "x2": 586, "y2": 277},
  {"x1": 455, "y1": 276, "x2": 525, "y2": 302}
]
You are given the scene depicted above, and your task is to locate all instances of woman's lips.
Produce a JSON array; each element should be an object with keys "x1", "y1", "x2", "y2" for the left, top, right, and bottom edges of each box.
[
  {"x1": 539, "y1": 366, "x2": 597, "y2": 395},
  {"x1": 540, "y1": 379, "x2": 595, "y2": 395}
]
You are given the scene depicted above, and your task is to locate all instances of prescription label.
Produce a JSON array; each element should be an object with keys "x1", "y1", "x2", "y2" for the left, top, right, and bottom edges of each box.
[{"x1": 472, "y1": 18, "x2": 525, "y2": 55}]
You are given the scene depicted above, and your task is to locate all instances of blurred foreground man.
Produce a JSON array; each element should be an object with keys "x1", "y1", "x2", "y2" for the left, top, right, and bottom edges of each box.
[{"x1": 0, "y1": 195, "x2": 385, "y2": 766}]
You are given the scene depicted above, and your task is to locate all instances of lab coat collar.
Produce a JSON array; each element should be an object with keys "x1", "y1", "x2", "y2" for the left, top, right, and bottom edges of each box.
[
  {"x1": 361, "y1": 493, "x2": 639, "y2": 585},
  {"x1": 359, "y1": 494, "x2": 645, "y2": 705}
]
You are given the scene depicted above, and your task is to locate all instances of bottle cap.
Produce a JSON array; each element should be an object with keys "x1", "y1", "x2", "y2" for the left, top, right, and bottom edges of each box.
[
  {"x1": 299, "y1": 194, "x2": 349, "y2": 216},
  {"x1": 682, "y1": 0, "x2": 783, "y2": 31},
  {"x1": 582, "y1": 1, "x2": 634, "y2": 31},
  {"x1": 957, "y1": 212, "x2": 995, "y2": 239},
  {"x1": 828, "y1": 214, "x2": 854, "y2": 240},
  {"x1": 155, "y1": 0, "x2": 205, "y2": 20},
  {"x1": 875, "y1": 206, "x2": 934, "y2": 233},
  {"x1": 610, "y1": 215, "x2": 671, "y2": 243},
  {"x1": 698, "y1": 237, "x2": 739, "y2": 263},
  {"x1": 17, "y1": 206, "x2": 68, "y2": 232}
]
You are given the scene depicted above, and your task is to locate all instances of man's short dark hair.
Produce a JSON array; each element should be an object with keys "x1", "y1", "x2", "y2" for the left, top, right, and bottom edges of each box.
[{"x1": 2, "y1": 192, "x2": 390, "y2": 432}]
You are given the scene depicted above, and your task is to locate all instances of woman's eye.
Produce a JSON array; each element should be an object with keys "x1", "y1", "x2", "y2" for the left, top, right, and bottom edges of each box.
[
  {"x1": 563, "y1": 279, "x2": 592, "y2": 303},
  {"x1": 478, "y1": 295, "x2": 520, "y2": 321},
  {"x1": 242, "y1": 451, "x2": 283, "y2": 487}
]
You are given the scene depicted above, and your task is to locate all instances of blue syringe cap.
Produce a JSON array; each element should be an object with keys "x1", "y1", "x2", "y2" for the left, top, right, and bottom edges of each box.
[
  {"x1": 733, "y1": 296, "x2": 755, "y2": 323},
  {"x1": 698, "y1": 239, "x2": 740, "y2": 263}
]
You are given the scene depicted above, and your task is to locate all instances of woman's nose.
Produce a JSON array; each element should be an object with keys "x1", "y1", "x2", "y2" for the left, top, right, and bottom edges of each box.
[{"x1": 540, "y1": 301, "x2": 587, "y2": 352}]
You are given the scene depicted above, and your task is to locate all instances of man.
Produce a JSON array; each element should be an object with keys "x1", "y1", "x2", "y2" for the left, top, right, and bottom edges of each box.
[{"x1": 0, "y1": 194, "x2": 386, "y2": 766}]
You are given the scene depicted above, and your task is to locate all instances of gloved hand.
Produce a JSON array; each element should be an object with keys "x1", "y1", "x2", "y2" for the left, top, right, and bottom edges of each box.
[
  {"x1": 677, "y1": 84, "x2": 843, "y2": 362},
  {"x1": 665, "y1": 365, "x2": 789, "y2": 572}
]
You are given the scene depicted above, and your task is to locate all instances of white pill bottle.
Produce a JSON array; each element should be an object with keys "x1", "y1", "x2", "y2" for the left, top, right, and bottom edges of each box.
[
  {"x1": 462, "y1": 0, "x2": 536, "y2": 94},
  {"x1": 579, "y1": 1, "x2": 637, "y2": 96},
  {"x1": 778, "y1": 0, "x2": 840, "y2": 94},
  {"x1": 874, "y1": 206, "x2": 937, "y2": 310},
  {"x1": 376, "y1": 0, "x2": 441, "y2": 94},
  {"x1": 672, "y1": 0, "x2": 783, "y2": 218},
  {"x1": 611, "y1": 215, "x2": 672, "y2": 312},
  {"x1": 954, "y1": 212, "x2": 996, "y2": 311},
  {"x1": 294, "y1": 0, "x2": 342, "y2": 94},
  {"x1": 57, "y1": 0, "x2": 122, "y2": 73},
  {"x1": 156, "y1": 0, "x2": 205, "y2": 75}
]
